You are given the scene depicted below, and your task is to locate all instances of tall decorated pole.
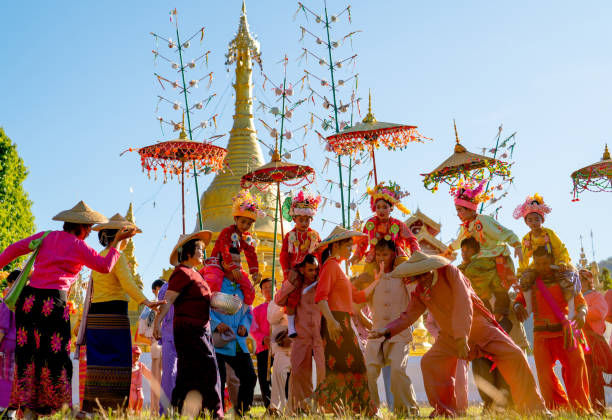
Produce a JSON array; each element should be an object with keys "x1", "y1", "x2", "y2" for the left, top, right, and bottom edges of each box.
[{"x1": 297, "y1": 1, "x2": 361, "y2": 228}]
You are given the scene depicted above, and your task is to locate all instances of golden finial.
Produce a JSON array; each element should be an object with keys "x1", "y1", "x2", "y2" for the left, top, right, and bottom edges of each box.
[
  {"x1": 179, "y1": 111, "x2": 187, "y2": 139},
  {"x1": 242, "y1": 0, "x2": 246, "y2": 15},
  {"x1": 603, "y1": 143, "x2": 610, "y2": 161},
  {"x1": 362, "y1": 89, "x2": 377, "y2": 124},
  {"x1": 453, "y1": 119, "x2": 466, "y2": 153}
]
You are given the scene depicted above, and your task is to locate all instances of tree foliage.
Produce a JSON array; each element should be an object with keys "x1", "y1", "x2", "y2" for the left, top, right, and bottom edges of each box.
[
  {"x1": 0, "y1": 127, "x2": 35, "y2": 270},
  {"x1": 600, "y1": 267, "x2": 612, "y2": 291}
]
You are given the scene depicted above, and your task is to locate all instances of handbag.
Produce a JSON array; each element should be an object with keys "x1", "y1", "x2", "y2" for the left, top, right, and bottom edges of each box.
[
  {"x1": 74, "y1": 273, "x2": 93, "y2": 359},
  {"x1": 5, "y1": 231, "x2": 51, "y2": 311}
]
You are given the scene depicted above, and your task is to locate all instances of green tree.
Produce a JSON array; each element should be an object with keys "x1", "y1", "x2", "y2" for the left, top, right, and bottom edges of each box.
[
  {"x1": 601, "y1": 267, "x2": 612, "y2": 290},
  {"x1": 0, "y1": 127, "x2": 35, "y2": 270}
]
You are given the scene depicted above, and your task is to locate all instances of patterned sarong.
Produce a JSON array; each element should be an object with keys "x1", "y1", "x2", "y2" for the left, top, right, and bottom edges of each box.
[
  {"x1": 82, "y1": 301, "x2": 132, "y2": 412},
  {"x1": 313, "y1": 311, "x2": 376, "y2": 416}
]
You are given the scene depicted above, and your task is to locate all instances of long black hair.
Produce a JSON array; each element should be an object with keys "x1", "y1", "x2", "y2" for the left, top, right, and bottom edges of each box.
[{"x1": 98, "y1": 229, "x2": 119, "y2": 247}]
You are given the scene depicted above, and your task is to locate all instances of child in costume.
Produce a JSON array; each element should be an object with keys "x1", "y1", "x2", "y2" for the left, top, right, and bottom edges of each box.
[
  {"x1": 350, "y1": 181, "x2": 420, "y2": 279},
  {"x1": 448, "y1": 179, "x2": 521, "y2": 291},
  {"x1": 279, "y1": 190, "x2": 321, "y2": 337},
  {"x1": 513, "y1": 194, "x2": 576, "y2": 315},
  {"x1": 129, "y1": 345, "x2": 152, "y2": 412},
  {"x1": 207, "y1": 189, "x2": 264, "y2": 296}
]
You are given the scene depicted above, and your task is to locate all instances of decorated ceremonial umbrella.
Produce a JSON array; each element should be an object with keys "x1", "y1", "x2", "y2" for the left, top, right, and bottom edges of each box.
[
  {"x1": 325, "y1": 92, "x2": 430, "y2": 185},
  {"x1": 422, "y1": 121, "x2": 511, "y2": 193},
  {"x1": 571, "y1": 144, "x2": 612, "y2": 201},
  {"x1": 138, "y1": 128, "x2": 226, "y2": 233}
]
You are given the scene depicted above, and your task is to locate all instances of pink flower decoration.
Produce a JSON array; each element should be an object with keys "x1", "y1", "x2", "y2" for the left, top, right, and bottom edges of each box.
[
  {"x1": 42, "y1": 297, "x2": 54, "y2": 317},
  {"x1": 16, "y1": 327, "x2": 27, "y2": 347},
  {"x1": 22, "y1": 295, "x2": 35, "y2": 314},
  {"x1": 50, "y1": 332, "x2": 62, "y2": 353},
  {"x1": 63, "y1": 305, "x2": 70, "y2": 321}
]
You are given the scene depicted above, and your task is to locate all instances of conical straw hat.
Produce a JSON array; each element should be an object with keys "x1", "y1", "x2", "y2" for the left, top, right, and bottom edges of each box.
[
  {"x1": 316, "y1": 225, "x2": 366, "y2": 251},
  {"x1": 92, "y1": 213, "x2": 142, "y2": 232},
  {"x1": 391, "y1": 251, "x2": 450, "y2": 278},
  {"x1": 170, "y1": 230, "x2": 213, "y2": 266},
  {"x1": 52, "y1": 201, "x2": 108, "y2": 224}
]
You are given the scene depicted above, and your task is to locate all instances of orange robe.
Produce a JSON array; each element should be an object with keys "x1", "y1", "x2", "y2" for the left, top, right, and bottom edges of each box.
[
  {"x1": 386, "y1": 265, "x2": 545, "y2": 417},
  {"x1": 514, "y1": 278, "x2": 592, "y2": 414}
]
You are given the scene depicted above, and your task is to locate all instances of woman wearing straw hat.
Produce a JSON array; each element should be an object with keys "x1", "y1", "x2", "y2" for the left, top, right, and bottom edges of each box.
[
  {"x1": 81, "y1": 214, "x2": 164, "y2": 414},
  {"x1": 153, "y1": 230, "x2": 223, "y2": 419},
  {"x1": 0, "y1": 201, "x2": 137, "y2": 418},
  {"x1": 312, "y1": 226, "x2": 380, "y2": 416},
  {"x1": 369, "y1": 251, "x2": 548, "y2": 417}
]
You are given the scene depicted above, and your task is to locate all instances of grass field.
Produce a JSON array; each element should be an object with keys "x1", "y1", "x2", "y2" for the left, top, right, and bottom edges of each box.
[{"x1": 45, "y1": 405, "x2": 608, "y2": 419}]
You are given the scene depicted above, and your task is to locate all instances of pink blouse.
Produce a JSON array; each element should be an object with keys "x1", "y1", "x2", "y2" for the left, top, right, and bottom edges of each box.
[{"x1": 0, "y1": 230, "x2": 120, "y2": 291}]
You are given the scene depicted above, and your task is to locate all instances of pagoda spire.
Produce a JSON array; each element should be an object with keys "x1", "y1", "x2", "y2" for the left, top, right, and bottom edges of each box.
[{"x1": 199, "y1": 1, "x2": 275, "y2": 232}]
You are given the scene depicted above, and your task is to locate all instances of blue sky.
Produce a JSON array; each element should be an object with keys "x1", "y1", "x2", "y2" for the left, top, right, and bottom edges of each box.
[{"x1": 1, "y1": 1, "x2": 611, "y2": 298}]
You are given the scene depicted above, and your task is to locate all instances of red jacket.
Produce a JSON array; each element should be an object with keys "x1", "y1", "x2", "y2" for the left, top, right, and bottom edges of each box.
[
  {"x1": 354, "y1": 216, "x2": 420, "y2": 263},
  {"x1": 279, "y1": 227, "x2": 321, "y2": 280},
  {"x1": 210, "y1": 224, "x2": 259, "y2": 274}
]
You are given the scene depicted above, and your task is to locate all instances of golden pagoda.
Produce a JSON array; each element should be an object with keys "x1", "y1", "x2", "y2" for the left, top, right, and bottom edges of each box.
[
  {"x1": 125, "y1": 202, "x2": 145, "y2": 335},
  {"x1": 200, "y1": 1, "x2": 284, "y2": 281}
]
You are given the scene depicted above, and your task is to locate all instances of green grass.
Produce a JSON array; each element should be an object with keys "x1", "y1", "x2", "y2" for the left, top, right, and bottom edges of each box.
[{"x1": 44, "y1": 404, "x2": 608, "y2": 419}]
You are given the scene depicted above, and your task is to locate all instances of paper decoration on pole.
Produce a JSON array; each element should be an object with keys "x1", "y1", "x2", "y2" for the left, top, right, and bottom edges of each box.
[{"x1": 571, "y1": 144, "x2": 612, "y2": 201}]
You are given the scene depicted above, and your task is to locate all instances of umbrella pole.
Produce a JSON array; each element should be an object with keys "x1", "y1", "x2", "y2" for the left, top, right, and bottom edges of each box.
[
  {"x1": 181, "y1": 162, "x2": 186, "y2": 234},
  {"x1": 371, "y1": 145, "x2": 379, "y2": 185},
  {"x1": 267, "y1": 182, "x2": 282, "y2": 381}
]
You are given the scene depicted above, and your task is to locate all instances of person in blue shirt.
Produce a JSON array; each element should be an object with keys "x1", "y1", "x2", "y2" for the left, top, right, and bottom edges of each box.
[{"x1": 209, "y1": 247, "x2": 257, "y2": 417}]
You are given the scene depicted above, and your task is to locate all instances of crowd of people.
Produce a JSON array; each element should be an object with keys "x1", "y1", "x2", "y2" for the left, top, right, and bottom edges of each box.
[{"x1": 0, "y1": 180, "x2": 610, "y2": 419}]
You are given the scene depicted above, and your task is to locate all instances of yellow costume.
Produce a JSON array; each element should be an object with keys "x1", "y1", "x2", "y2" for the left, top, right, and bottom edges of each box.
[
  {"x1": 91, "y1": 251, "x2": 147, "y2": 304},
  {"x1": 518, "y1": 228, "x2": 571, "y2": 275}
]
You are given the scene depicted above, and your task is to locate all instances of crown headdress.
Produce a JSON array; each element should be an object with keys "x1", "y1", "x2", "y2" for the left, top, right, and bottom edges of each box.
[
  {"x1": 512, "y1": 193, "x2": 551, "y2": 220},
  {"x1": 232, "y1": 189, "x2": 266, "y2": 220},
  {"x1": 367, "y1": 181, "x2": 411, "y2": 215},
  {"x1": 289, "y1": 190, "x2": 321, "y2": 217},
  {"x1": 451, "y1": 179, "x2": 491, "y2": 211}
]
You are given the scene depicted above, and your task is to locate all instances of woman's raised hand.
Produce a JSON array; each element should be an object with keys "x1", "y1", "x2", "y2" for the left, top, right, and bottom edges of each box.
[{"x1": 110, "y1": 226, "x2": 138, "y2": 249}]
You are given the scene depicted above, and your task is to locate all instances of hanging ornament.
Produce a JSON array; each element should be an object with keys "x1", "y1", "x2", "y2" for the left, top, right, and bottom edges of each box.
[
  {"x1": 183, "y1": 41, "x2": 190, "y2": 48},
  {"x1": 335, "y1": 202, "x2": 341, "y2": 208},
  {"x1": 274, "y1": 87, "x2": 283, "y2": 96},
  {"x1": 195, "y1": 102, "x2": 203, "y2": 109},
  {"x1": 270, "y1": 128, "x2": 278, "y2": 138},
  {"x1": 168, "y1": 39, "x2": 175, "y2": 48},
  {"x1": 321, "y1": 80, "x2": 328, "y2": 86},
  {"x1": 171, "y1": 62, "x2": 179, "y2": 69},
  {"x1": 200, "y1": 121, "x2": 208, "y2": 129},
  {"x1": 285, "y1": 109, "x2": 293, "y2": 119},
  {"x1": 331, "y1": 15, "x2": 337, "y2": 22},
  {"x1": 355, "y1": 159, "x2": 361, "y2": 165},
  {"x1": 285, "y1": 131, "x2": 292, "y2": 140},
  {"x1": 350, "y1": 203, "x2": 357, "y2": 210},
  {"x1": 323, "y1": 97, "x2": 331, "y2": 109},
  {"x1": 173, "y1": 121, "x2": 182, "y2": 131},
  {"x1": 189, "y1": 79, "x2": 198, "y2": 88},
  {"x1": 325, "y1": 144, "x2": 332, "y2": 152},
  {"x1": 173, "y1": 101, "x2": 180, "y2": 110},
  {"x1": 339, "y1": 121, "x2": 348, "y2": 130},
  {"x1": 316, "y1": 16, "x2": 322, "y2": 23},
  {"x1": 335, "y1": 61, "x2": 342, "y2": 68},
  {"x1": 316, "y1": 38, "x2": 323, "y2": 45},
  {"x1": 157, "y1": 116, "x2": 163, "y2": 121},
  {"x1": 270, "y1": 107, "x2": 280, "y2": 115},
  {"x1": 172, "y1": 81, "x2": 179, "y2": 89},
  {"x1": 332, "y1": 42, "x2": 339, "y2": 48},
  {"x1": 352, "y1": 178, "x2": 359, "y2": 184},
  {"x1": 285, "y1": 85, "x2": 293, "y2": 96},
  {"x1": 337, "y1": 79, "x2": 344, "y2": 86},
  {"x1": 319, "y1": 59, "x2": 326, "y2": 66},
  {"x1": 268, "y1": 149, "x2": 274, "y2": 157},
  {"x1": 284, "y1": 152, "x2": 291, "y2": 159},
  {"x1": 189, "y1": 61, "x2": 196, "y2": 68}
]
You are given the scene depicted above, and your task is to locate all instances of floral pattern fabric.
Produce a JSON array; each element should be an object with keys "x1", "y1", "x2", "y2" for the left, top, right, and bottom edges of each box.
[
  {"x1": 313, "y1": 311, "x2": 375, "y2": 416},
  {"x1": 10, "y1": 286, "x2": 72, "y2": 415}
]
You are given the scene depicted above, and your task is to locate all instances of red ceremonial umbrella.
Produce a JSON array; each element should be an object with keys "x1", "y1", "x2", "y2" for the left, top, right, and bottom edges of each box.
[
  {"x1": 138, "y1": 129, "x2": 227, "y2": 233},
  {"x1": 324, "y1": 93, "x2": 430, "y2": 185},
  {"x1": 571, "y1": 144, "x2": 612, "y2": 201}
]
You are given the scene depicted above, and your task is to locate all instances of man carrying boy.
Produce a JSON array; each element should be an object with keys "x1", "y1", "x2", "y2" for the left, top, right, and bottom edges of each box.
[
  {"x1": 275, "y1": 254, "x2": 324, "y2": 413},
  {"x1": 513, "y1": 246, "x2": 592, "y2": 414}
]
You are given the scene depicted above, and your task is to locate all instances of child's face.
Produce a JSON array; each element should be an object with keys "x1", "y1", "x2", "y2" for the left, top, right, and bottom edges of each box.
[
  {"x1": 299, "y1": 262, "x2": 319, "y2": 283},
  {"x1": 235, "y1": 216, "x2": 255, "y2": 233},
  {"x1": 260, "y1": 280, "x2": 272, "y2": 301},
  {"x1": 455, "y1": 205, "x2": 476, "y2": 222},
  {"x1": 524, "y1": 213, "x2": 543, "y2": 231},
  {"x1": 375, "y1": 200, "x2": 392, "y2": 220},
  {"x1": 293, "y1": 215, "x2": 312, "y2": 231},
  {"x1": 374, "y1": 247, "x2": 395, "y2": 271},
  {"x1": 461, "y1": 245, "x2": 477, "y2": 262},
  {"x1": 133, "y1": 353, "x2": 140, "y2": 363}
]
